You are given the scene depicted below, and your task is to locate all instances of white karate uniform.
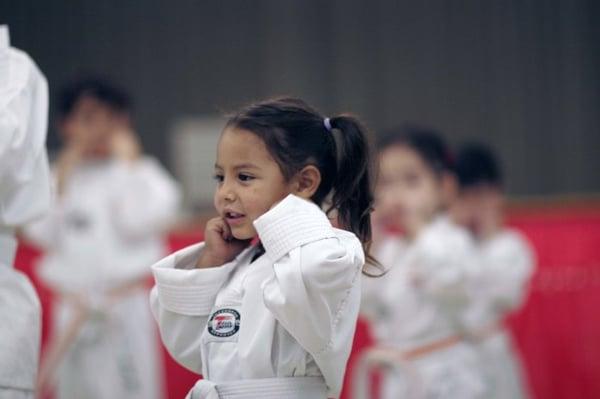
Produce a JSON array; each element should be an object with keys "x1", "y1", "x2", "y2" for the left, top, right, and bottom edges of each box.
[
  {"x1": 150, "y1": 194, "x2": 365, "y2": 399},
  {"x1": 0, "y1": 25, "x2": 50, "y2": 399},
  {"x1": 360, "y1": 216, "x2": 486, "y2": 399},
  {"x1": 462, "y1": 229, "x2": 535, "y2": 399},
  {"x1": 24, "y1": 156, "x2": 180, "y2": 399}
]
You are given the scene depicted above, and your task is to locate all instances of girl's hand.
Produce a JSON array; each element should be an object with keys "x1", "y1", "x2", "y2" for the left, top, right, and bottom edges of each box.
[
  {"x1": 110, "y1": 128, "x2": 141, "y2": 162},
  {"x1": 196, "y1": 217, "x2": 252, "y2": 268}
]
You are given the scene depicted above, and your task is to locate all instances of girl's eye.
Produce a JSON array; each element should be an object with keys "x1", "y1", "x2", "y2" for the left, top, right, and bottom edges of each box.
[
  {"x1": 213, "y1": 174, "x2": 224, "y2": 183},
  {"x1": 238, "y1": 173, "x2": 254, "y2": 182}
]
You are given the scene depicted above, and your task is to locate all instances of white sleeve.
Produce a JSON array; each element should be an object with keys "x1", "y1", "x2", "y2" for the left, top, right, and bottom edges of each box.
[
  {"x1": 0, "y1": 43, "x2": 50, "y2": 228},
  {"x1": 411, "y1": 227, "x2": 476, "y2": 311},
  {"x1": 149, "y1": 243, "x2": 237, "y2": 374},
  {"x1": 359, "y1": 238, "x2": 398, "y2": 325},
  {"x1": 254, "y1": 195, "x2": 365, "y2": 397},
  {"x1": 480, "y1": 232, "x2": 535, "y2": 312},
  {"x1": 21, "y1": 205, "x2": 63, "y2": 250},
  {"x1": 360, "y1": 273, "x2": 386, "y2": 325},
  {"x1": 21, "y1": 174, "x2": 64, "y2": 250},
  {"x1": 110, "y1": 157, "x2": 181, "y2": 239}
]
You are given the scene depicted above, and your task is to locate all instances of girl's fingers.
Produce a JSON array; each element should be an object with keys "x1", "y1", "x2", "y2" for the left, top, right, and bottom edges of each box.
[
  {"x1": 216, "y1": 218, "x2": 232, "y2": 241},
  {"x1": 208, "y1": 217, "x2": 232, "y2": 242},
  {"x1": 221, "y1": 222, "x2": 232, "y2": 241}
]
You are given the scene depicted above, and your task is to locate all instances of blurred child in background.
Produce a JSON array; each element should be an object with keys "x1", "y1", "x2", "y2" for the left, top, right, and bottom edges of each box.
[
  {"x1": 452, "y1": 142, "x2": 535, "y2": 399},
  {"x1": 24, "y1": 77, "x2": 181, "y2": 399},
  {"x1": 359, "y1": 126, "x2": 485, "y2": 398}
]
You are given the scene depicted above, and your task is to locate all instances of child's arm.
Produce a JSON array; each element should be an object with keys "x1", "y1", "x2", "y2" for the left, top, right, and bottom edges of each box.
[
  {"x1": 411, "y1": 228, "x2": 477, "y2": 312},
  {"x1": 358, "y1": 238, "x2": 397, "y2": 325},
  {"x1": 359, "y1": 272, "x2": 387, "y2": 325},
  {"x1": 149, "y1": 243, "x2": 238, "y2": 374},
  {"x1": 254, "y1": 194, "x2": 364, "y2": 397},
  {"x1": 110, "y1": 156, "x2": 181, "y2": 240},
  {"x1": 479, "y1": 232, "x2": 535, "y2": 312}
]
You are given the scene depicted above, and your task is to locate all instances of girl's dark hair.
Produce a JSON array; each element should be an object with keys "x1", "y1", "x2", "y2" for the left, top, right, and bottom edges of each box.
[
  {"x1": 455, "y1": 142, "x2": 503, "y2": 188},
  {"x1": 378, "y1": 124, "x2": 454, "y2": 176},
  {"x1": 226, "y1": 97, "x2": 378, "y2": 270}
]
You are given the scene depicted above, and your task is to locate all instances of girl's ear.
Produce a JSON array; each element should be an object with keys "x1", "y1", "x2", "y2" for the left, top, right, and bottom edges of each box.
[{"x1": 291, "y1": 165, "x2": 322, "y2": 200}]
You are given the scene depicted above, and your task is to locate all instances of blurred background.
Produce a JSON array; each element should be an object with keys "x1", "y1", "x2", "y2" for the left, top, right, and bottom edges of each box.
[
  {"x1": 3, "y1": 0, "x2": 600, "y2": 198},
  {"x1": 2, "y1": 1, "x2": 599, "y2": 398}
]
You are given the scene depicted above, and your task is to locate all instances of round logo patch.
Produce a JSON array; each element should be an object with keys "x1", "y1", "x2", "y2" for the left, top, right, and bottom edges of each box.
[{"x1": 208, "y1": 308, "x2": 241, "y2": 337}]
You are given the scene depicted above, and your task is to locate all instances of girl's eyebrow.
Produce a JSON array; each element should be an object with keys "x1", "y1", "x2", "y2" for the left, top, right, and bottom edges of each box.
[
  {"x1": 233, "y1": 163, "x2": 260, "y2": 170},
  {"x1": 215, "y1": 162, "x2": 260, "y2": 170},
  {"x1": 214, "y1": 162, "x2": 260, "y2": 170}
]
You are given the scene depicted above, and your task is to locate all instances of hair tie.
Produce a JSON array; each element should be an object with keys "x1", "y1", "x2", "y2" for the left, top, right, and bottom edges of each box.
[{"x1": 324, "y1": 117, "x2": 332, "y2": 132}]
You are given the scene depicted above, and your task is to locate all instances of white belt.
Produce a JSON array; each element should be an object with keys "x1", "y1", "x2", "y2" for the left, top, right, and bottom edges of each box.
[{"x1": 187, "y1": 377, "x2": 327, "y2": 399}]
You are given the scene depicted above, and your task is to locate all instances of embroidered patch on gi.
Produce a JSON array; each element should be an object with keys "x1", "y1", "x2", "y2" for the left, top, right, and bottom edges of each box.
[{"x1": 208, "y1": 308, "x2": 241, "y2": 337}]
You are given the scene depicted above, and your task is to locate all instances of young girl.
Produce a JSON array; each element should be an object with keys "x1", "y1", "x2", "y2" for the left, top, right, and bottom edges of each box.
[
  {"x1": 359, "y1": 126, "x2": 485, "y2": 398},
  {"x1": 150, "y1": 98, "x2": 375, "y2": 398},
  {"x1": 453, "y1": 143, "x2": 534, "y2": 399},
  {"x1": 24, "y1": 78, "x2": 180, "y2": 399}
]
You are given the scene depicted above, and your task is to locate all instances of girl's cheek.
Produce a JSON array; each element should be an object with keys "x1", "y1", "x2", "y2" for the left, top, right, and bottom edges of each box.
[
  {"x1": 213, "y1": 190, "x2": 221, "y2": 213},
  {"x1": 244, "y1": 192, "x2": 271, "y2": 220}
]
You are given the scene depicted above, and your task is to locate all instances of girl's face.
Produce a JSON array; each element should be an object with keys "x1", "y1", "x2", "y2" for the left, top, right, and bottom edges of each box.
[
  {"x1": 376, "y1": 144, "x2": 444, "y2": 237},
  {"x1": 213, "y1": 128, "x2": 295, "y2": 240}
]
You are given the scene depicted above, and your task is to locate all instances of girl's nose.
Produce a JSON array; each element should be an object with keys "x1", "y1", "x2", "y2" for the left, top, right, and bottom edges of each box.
[
  {"x1": 224, "y1": 190, "x2": 236, "y2": 202},
  {"x1": 218, "y1": 182, "x2": 236, "y2": 203}
]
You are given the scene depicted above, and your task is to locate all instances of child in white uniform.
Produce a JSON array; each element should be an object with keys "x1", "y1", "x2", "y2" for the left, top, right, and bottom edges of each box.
[
  {"x1": 0, "y1": 25, "x2": 50, "y2": 399},
  {"x1": 24, "y1": 78, "x2": 180, "y2": 399},
  {"x1": 150, "y1": 98, "x2": 376, "y2": 399},
  {"x1": 452, "y1": 143, "x2": 534, "y2": 399},
  {"x1": 359, "y1": 126, "x2": 485, "y2": 399}
]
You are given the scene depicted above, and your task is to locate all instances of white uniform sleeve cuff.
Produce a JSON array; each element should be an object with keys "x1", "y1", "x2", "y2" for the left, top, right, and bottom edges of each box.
[
  {"x1": 253, "y1": 194, "x2": 337, "y2": 262},
  {"x1": 152, "y1": 243, "x2": 237, "y2": 316}
]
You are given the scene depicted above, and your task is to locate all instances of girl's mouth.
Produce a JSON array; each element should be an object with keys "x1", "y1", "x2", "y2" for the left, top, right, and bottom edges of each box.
[{"x1": 225, "y1": 211, "x2": 246, "y2": 226}]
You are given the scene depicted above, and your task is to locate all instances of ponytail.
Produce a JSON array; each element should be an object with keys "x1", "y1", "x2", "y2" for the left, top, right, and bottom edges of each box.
[
  {"x1": 226, "y1": 97, "x2": 380, "y2": 274},
  {"x1": 327, "y1": 115, "x2": 379, "y2": 271}
]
